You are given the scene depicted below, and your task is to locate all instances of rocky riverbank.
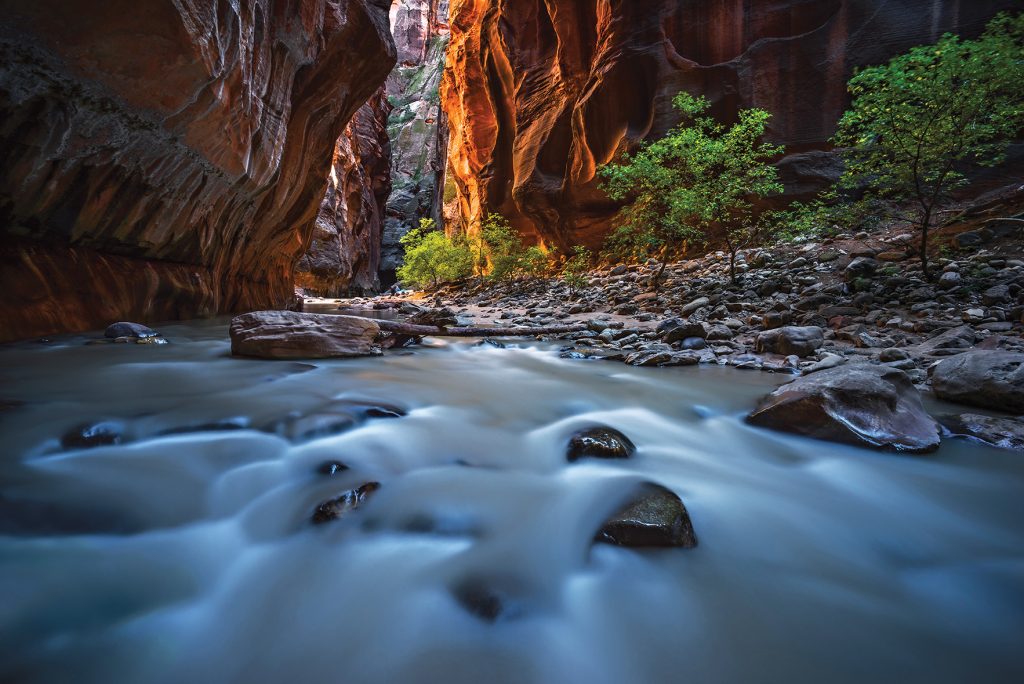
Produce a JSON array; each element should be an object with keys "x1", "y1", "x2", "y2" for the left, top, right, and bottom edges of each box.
[{"x1": 320, "y1": 222, "x2": 1024, "y2": 451}]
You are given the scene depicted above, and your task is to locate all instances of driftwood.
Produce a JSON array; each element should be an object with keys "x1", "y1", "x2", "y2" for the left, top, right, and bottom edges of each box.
[{"x1": 373, "y1": 319, "x2": 588, "y2": 337}]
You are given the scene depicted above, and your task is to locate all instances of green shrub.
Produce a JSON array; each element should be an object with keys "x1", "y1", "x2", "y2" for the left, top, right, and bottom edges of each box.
[
  {"x1": 562, "y1": 245, "x2": 592, "y2": 297},
  {"x1": 478, "y1": 214, "x2": 552, "y2": 282},
  {"x1": 396, "y1": 218, "x2": 474, "y2": 289}
]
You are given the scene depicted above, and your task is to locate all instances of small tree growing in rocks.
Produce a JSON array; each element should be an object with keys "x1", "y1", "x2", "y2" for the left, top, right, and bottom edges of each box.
[
  {"x1": 833, "y1": 13, "x2": 1024, "y2": 281},
  {"x1": 561, "y1": 245, "x2": 592, "y2": 298},
  {"x1": 600, "y1": 91, "x2": 783, "y2": 288},
  {"x1": 397, "y1": 218, "x2": 474, "y2": 289},
  {"x1": 479, "y1": 213, "x2": 552, "y2": 282}
]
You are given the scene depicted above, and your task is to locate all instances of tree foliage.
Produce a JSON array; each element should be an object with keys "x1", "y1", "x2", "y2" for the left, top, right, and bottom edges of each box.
[
  {"x1": 479, "y1": 214, "x2": 552, "y2": 282},
  {"x1": 833, "y1": 13, "x2": 1024, "y2": 279},
  {"x1": 396, "y1": 218, "x2": 474, "y2": 289},
  {"x1": 600, "y1": 92, "x2": 784, "y2": 286},
  {"x1": 561, "y1": 245, "x2": 592, "y2": 297}
]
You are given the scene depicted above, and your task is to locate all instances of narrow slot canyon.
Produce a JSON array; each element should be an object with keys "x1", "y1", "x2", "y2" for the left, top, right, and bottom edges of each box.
[{"x1": 1, "y1": 2, "x2": 1023, "y2": 683}]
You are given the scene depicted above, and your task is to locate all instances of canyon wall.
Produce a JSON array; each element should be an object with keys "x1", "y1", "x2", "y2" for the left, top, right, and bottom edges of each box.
[
  {"x1": 380, "y1": 0, "x2": 451, "y2": 286},
  {"x1": 295, "y1": 88, "x2": 392, "y2": 296},
  {"x1": 0, "y1": 0, "x2": 396, "y2": 341},
  {"x1": 441, "y1": 0, "x2": 1021, "y2": 251}
]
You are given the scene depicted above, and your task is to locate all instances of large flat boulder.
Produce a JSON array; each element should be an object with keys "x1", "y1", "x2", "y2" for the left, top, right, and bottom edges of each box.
[
  {"x1": 755, "y1": 326, "x2": 824, "y2": 357},
  {"x1": 747, "y1": 365, "x2": 940, "y2": 453},
  {"x1": 230, "y1": 311, "x2": 382, "y2": 360},
  {"x1": 930, "y1": 351, "x2": 1024, "y2": 413}
]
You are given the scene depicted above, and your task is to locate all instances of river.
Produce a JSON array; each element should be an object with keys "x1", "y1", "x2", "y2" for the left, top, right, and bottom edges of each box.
[{"x1": 1, "y1": 318, "x2": 1022, "y2": 683}]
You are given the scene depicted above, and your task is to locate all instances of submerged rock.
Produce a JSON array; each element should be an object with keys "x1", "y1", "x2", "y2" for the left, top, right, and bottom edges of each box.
[
  {"x1": 747, "y1": 365, "x2": 941, "y2": 453},
  {"x1": 311, "y1": 482, "x2": 381, "y2": 525},
  {"x1": 930, "y1": 351, "x2": 1024, "y2": 413},
  {"x1": 596, "y1": 483, "x2": 697, "y2": 548},
  {"x1": 941, "y1": 414, "x2": 1024, "y2": 451},
  {"x1": 230, "y1": 311, "x2": 382, "y2": 360},
  {"x1": 567, "y1": 427, "x2": 636, "y2": 462},
  {"x1": 60, "y1": 421, "x2": 125, "y2": 450},
  {"x1": 755, "y1": 326, "x2": 824, "y2": 358},
  {"x1": 104, "y1": 322, "x2": 160, "y2": 339}
]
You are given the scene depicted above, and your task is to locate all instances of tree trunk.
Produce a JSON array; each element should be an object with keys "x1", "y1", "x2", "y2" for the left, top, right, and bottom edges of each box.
[
  {"x1": 920, "y1": 209, "x2": 932, "y2": 281},
  {"x1": 373, "y1": 319, "x2": 588, "y2": 337},
  {"x1": 728, "y1": 249, "x2": 737, "y2": 285}
]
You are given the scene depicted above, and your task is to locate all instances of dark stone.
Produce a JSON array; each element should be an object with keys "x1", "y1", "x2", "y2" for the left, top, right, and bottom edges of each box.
[
  {"x1": 104, "y1": 321, "x2": 160, "y2": 339},
  {"x1": 476, "y1": 339, "x2": 507, "y2": 349},
  {"x1": 755, "y1": 326, "x2": 824, "y2": 357},
  {"x1": 747, "y1": 365, "x2": 941, "y2": 453},
  {"x1": 451, "y1": 579, "x2": 517, "y2": 622},
  {"x1": 596, "y1": 483, "x2": 697, "y2": 548},
  {"x1": 311, "y1": 482, "x2": 380, "y2": 525},
  {"x1": 931, "y1": 351, "x2": 1024, "y2": 413},
  {"x1": 317, "y1": 461, "x2": 350, "y2": 476},
  {"x1": 845, "y1": 257, "x2": 878, "y2": 281},
  {"x1": 663, "y1": 321, "x2": 706, "y2": 343},
  {"x1": 567, "y1": 426, "x2": 636, "y2": 462},
  {"x1": 409, "y1": 307, "x2": 459, "y2": 327},
  {"x1": 61, "y1": 421, "x2": 125, "y2": 450},
  {"x1": 940, "y1": 413, "x2": 1024, "y2": 451}
]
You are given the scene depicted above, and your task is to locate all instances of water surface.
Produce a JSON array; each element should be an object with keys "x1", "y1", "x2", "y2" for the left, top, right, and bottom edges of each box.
[{"x1": 1, "y1": 320, "x2": 1022, "y2": 683}]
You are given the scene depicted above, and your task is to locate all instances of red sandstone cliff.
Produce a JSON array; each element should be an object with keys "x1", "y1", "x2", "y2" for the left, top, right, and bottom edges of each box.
[
  {"x1": 296, "y1": 87, "x2": 392, "y2": 296},
  {"x1": 441, "y1": 0, "x2": 1020, "y2": 251},
  {"x1": 0, "y1": 0, "x2": 396, "y2": 341}
]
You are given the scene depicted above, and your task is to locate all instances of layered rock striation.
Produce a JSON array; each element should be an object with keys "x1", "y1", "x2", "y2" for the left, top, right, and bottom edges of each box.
[
  {"x1": 0, "y1": 0, "x2": 396, "y2": 341},
  {"x1": 440, "y1": 0, "x2": 1019, "y2": 251},
  {"x1": 295, "y1": 88, "x2": 392, "y2": 297}
]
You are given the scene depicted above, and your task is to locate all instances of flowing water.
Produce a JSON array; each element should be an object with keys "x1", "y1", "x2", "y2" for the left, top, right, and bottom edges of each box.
[{"x1": 1, "y1": 319, "x2": 1022, "y2": 683}]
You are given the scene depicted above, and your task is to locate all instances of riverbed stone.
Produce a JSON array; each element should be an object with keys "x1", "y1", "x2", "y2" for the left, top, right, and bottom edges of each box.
[
  {"x1": 747, "y1": 365, "x2": 941, "y2": 453},
  {"x1": 230, "y1": 311, "x2": 382, "y2": 359},
  {"x1": 61, "y1": 421, "x2": 125, "y2": 450},
  {"x1": 567, "y1": 426, "x2": 636, "y2": 461},
  {"x1": 596, "y1": 482, "x2": 697, "y2": 548},
  {"x1": 311, "y1": 482, "x2": 381, "y2": 525},
  {"x1": 940, "y1": 413, "x2": 1024, "y2": 451},
  {"x1": 104, "y1": 321, "x2": 160, "y2": 339},
  {"x1": 755, "y1": 326, "x2": 824, "y2": 357},
  {"x1": 930, "y1": 350, "x2": 1024, "y2": 413}
]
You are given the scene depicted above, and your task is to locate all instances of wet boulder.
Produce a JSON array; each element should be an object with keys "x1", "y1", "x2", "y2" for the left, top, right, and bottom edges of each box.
[
  {"x1": 61, "y1": 421, "x2": 125, "y2": 450},
  {"x1": 755, "y1": 326, "x2": 824, "y2": 357},
  {"x1": 930, "y1": 351, "x2": 1024, "y2": 413},
  {"x1": 311, "y1": 482, "x2": 381, "y2": 525},
  {"x1": 663, "y1": 321, "x2": 706, "y2": 343},
  {"x1": 104, "y1": 322, "x2": 160, "y2": 339},
  {"x1": 940, "y1": 414, "x2": 1024, "y2": 451},
  {"x1": 230, "y1": 311, "x2": 382, "y2": 359},
  {"x1": 409, "y1": 307, "x2": 459, "y2": 328},
  {"x1": 567, "y1": 427, "x2": 636, "y2": 462},
  {"x1": 596, "y1": 483, "x2": 697, "y2": 548},
  {"x1": 747, "y1": 365, "x2": 941, "y2": 453}
]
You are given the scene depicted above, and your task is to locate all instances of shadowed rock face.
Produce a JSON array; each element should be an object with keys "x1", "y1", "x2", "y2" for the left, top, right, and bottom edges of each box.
[
  {"x1": 296, "y1": 88, "x2": 393, "y2": 297},
  {"x1": 441, "y1": 0, "x2": 1018, "y2": 250},
  {"x1": 0, "y1": 0, "x2": 397, "y2": 341}
]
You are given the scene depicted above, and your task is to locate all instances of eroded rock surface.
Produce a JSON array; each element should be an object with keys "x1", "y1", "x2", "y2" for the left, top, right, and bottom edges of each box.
[
  {"x1": 931, "y1": 351, "x2": 1024, "y2": 413},
  {"x1": 747, "y1": 365, "x2": 941, "y2": 453},
  {"x1": 596, "y1": 482, "x2": 697, "y2": 549},
  {"x1": 0, "y1": 0, "x2": 397, "y2": 341},
  {"x1": 296, "y1": 89, "x2": 393, "y2": 297},
  {"x1": 230, "y1": 311, "x2": 382, "y2": 360},
  {"x1": 441, "y1": 0, "x2": 1016, "y2": 249}
]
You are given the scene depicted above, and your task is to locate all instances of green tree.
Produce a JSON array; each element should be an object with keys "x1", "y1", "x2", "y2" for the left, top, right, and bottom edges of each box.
[
  {"x1": 600, "y1": 92, "x2": 783, "y2": 287},
  {"x1": 561, "y1": 245, "x2": 592, "y2": 298},
  {"x1": 833, "y1": 13, "x2": 1024, "y2": 280},
  {"x1": 396, "y1": 218, "x2": 474, "y2": 289},
  {"x1": 479, "y1": 213, "x2": 551, "y2": 282}
]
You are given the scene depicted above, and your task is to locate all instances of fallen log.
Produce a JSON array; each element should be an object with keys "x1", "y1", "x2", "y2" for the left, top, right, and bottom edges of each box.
[{"x1": 373, "y1": 319, "x2": 588, "y2": 337}]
